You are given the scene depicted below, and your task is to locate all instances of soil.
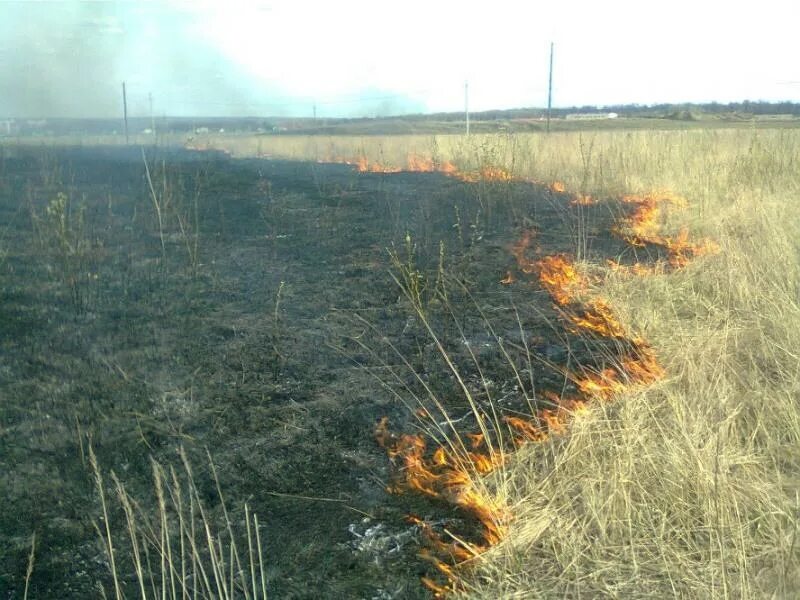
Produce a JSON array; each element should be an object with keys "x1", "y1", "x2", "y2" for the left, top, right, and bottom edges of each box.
[{"x1": 0, "y1": 145, "x2": 659, "y2": 598}]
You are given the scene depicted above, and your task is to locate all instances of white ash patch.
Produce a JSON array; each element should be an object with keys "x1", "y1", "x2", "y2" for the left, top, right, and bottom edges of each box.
[{"x1": 344, "y1": 517, "x2": 419, "y2": 565}]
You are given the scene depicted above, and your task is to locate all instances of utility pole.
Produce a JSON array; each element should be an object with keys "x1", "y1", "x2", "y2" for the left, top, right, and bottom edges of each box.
[
  {"x1": 122, "y1": 81, "x2": 129, "y2": 144},
  {"x1": 149, "y1": 92, "x2": 156, "y2": 135},
  {"x1": 465, "y1": 80, "x2": 470, "y2": 136},
  {"x1": 313, "y1": 101, "x2": 317, "y2": 122},
  {"x1": 546, "y1": 42, "x2": 554, "y2": 133}
]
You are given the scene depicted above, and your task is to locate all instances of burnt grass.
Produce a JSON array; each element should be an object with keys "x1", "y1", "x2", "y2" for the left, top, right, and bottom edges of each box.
[{"x1": 0, "y1": 145, "x2": 667, "y2": 598}]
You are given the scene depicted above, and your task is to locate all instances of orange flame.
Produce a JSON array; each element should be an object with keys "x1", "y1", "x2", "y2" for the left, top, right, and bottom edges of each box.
[
  {"x1": 567, "y1": 298, "x2": 629, "y2": 339},
  {"x1": 374, "y1": 417, "x2": 508, "y2": 590},
  {"x1": 374, "y1": 418, "x2": 507, "y2": 532},
  {"x1": 356, "y1": 156, "x2": 402, "y2": 173},
  {"x1": 613, "y1": 192, "x2": 719, "y2": 269},
  {"x1": 569, "y1": 194, "x2": 597, "y2": 206},
  {"x1": 328, "y1": 153, "x2": 522, "y2": 184},
  {"x1": 466, "y1": 432, "x2": 485, "y2": 449},
  {"x1": 535, "y1": 255, "x2": 587, "y2": 306},
  {"x1": 405, "y1": 154, "x2": 459, "y2": 174},
  {"x1": 406, "y1": 154, "x2": 437, "y2": 172},
  {"x1": 504, "y1": 394, "x2": 588, "y2": 446},
  {"x1": 477, "y1": 165, "x2": 514, "y2": 182},
  {"x1": 606, "y1": 260, "x2": 664, "y2": 277},
  {"x1": 373, "y1": 183, "x2": 716, "y2": 595},
  {"x1": 421, "y1": 576, "x2": 451, "y2": 598},
  {"x1": 621, "y1": 346, "x2": 666, "y2": 384}
]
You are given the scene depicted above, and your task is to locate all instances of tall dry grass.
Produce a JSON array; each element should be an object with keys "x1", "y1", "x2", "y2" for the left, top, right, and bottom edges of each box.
[
  {"x1": 443, "y1": 130, "x2": 800, "y2": 599},
  {"x1": 35, "y1": 127, "x2": 796, "y2": 597},
  {"x1": 463, "y1": 131, "x2": 798, "y2": 598},
  {"x1": 234, "y1": 128, "x2": 800, "y2": 597},
  {"x1": 89, "y1": 445, "x2": 268, "y2": 599}
]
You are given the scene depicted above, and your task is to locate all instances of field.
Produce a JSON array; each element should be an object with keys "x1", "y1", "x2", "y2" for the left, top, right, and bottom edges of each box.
[{"x1": 1, "y1": 126, "x2": 799, "y2": 598}]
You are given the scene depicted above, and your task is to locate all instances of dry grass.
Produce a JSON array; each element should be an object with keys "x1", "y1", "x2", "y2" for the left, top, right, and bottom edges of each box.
[
  {"x1": 28, "y1": 126, "x2": 797, "y2": 597},
  {"x1": 459, "y1": 132, "x2": 799, "y2": 598},
  {"x1": 227, "y1": 128, "x2": 800, "y2": 598},
  {"x1": 89, "y1": 445, "x2": 267, "y2": 599}
]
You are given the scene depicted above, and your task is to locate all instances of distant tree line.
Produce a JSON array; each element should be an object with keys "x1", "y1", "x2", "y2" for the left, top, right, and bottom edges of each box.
[
  {"x1": 4, "y1": 101, "x2": 799, "y2": 137},
  {"x1": 402, "y1": 101, "x2": 800, "y2": 122}
]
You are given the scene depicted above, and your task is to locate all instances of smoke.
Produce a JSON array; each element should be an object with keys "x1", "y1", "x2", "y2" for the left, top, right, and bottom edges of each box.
[
  {"x1": 0, "y1": 3, "x2": 119, "y2": 118},
  {"x1": 0, "y1": 2, "x2": 428, "y2": 119},
  {"x1": 0, "y1": 2, "x2": 295, "y2": 118},
  {"x1": 318, "y1": 88, "x2": 427, "y2": 119}
]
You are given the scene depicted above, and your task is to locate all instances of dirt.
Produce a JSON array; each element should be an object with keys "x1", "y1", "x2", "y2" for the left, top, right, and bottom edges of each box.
[{"x1": 0, "y1": 145, "x2": 657, "y2": 598}]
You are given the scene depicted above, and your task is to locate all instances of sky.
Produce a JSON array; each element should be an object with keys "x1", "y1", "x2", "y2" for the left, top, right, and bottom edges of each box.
[{"x1": 1, "y1": 0, "x2": 799, "y2": 119}]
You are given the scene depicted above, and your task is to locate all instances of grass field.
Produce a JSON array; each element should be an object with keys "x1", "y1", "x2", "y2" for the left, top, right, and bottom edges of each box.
[
  {"x1": 230, "y1": 127, "x2": 800, "y2": 597},
  {"x1": 2, "y1": 125, "x2": 798, "y2": 597},
  {"x1": 456, "y1": 131, "x2": 800, "y2": 598}
]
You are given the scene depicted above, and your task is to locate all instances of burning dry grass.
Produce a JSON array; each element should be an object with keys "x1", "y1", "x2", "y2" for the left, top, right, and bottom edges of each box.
[
  {"x1": 451, "y1": 134, "x2": 800, "y2": 598},
  {"x1": 374, "y1": 184, "x2": 689, "y2": 595},
  {"x1": 185, "y1": 128, "x2": 800, "y2": 596},
  {"x1": 303, "y1": 131, "x2": 799, "y2": 597},
  {"x1": 460, "y1": 203, "x2": 800, "y2": 597}
]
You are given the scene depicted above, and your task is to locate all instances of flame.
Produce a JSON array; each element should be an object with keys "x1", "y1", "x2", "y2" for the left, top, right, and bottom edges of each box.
[
  {"x1": 374, "y1": 417, "x2": 508, "y2": 590},
  {"x1": 416, "y1": 407, "x2": 432, "y2": 419},
  {"x1": 413, "y1": 517, "x2": 486, "y2": 562},
  {"x1": 406, "y1": 154, "x2": 458, "y2": 175},
  {"x1": 550, "y1": 181, "x2": 566, "y2": 193},
  {"x1": 621, "y1": 346, "x2": 666, "y2": 384},
  {"x1": 466, "y1": 432, "x2": 485, "y2": 449},
  {"x1": 504, "y1": 395, "x2": 588, "y2": 445},
  {"x1": 406, "y1": 154, "x2": 437, "y2": 172},
  {"x1": 356, "y1": 156, "x2": 402, "y2": 173},
  {"x1": 477, "y1": 165, "x2": 514, "y2": 182},
  {"x1": 374, "y1": 418, "x2": 507, "y2": 531},
  {"x1": 574, "y1": 367, "x2": 627, "y2": 401},
  {"x1": 535, "y1": 255, "x2": 587, "y2": 306},
  {"x1": 421, "y1": 576, "x2": 450, "y2": 598},
  {"x1": 613, "y1": 192, "x2": 719, "y2": 269},
  {"x1": 504, "y1": 415, "x2": 547, "y2": 444},
  {"x1": 371, "y1": 182, "x2": 716, "y2": 595},
  {"x1": 570, "y1": 194, "x2": 597, "y2": 206},
  {"x1": 406, "y1": 154, "x2": 459, "y2": 174},
  {"x1": 326, "y1": 153, "x2": 521, "y2": 184},
  {"x1": 606, "y1": 260, "x2": 664, "y2": 277},
  {"x1": 500, "y1": 271, "x2": 515, "y2": 285},
  {"x1": 570, "y1": 345, "x2": 666, "y2": 402},
  {"x1": 567, "y1": 298, "x2": 629, "y2": 339},
  {"x1": 469, "y1": 451, "x2": 500, "y2": 474}
]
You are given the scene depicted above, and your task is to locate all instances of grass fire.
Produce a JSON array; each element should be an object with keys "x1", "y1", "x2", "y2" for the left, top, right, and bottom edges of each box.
[
  {"x1": 1, "y1": 126, "x2": 798, "y2": 599},
  {"x1": 360, "y1": 158, "x2": 711, "y2": 594}
]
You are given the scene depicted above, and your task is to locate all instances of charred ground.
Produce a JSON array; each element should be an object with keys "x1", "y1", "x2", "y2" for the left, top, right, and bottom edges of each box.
[{"x1": 0, "y1": 145, "x2": 659, "y2": 597}]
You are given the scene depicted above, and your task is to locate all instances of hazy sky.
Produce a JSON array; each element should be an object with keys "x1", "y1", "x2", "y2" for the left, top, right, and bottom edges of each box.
[{"x1": 1, "y1": 0, "x2": 799, "y2": 118}]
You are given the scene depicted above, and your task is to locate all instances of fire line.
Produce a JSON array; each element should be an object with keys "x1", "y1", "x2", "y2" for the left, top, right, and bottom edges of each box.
[{"x1": 327, "y1": 155, "x2": 719, "y2": 597}]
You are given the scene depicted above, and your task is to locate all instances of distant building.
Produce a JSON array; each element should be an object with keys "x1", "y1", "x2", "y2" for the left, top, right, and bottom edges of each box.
[
  {"x1": 195, "y1": 126, "x2": 209, "y2": 134},
  {"x1": 0, "y1": 119, "x2": 16, "y2": 135},
  {"x1": 566, "y1": 112, "x2": 620, "y2": 121}
]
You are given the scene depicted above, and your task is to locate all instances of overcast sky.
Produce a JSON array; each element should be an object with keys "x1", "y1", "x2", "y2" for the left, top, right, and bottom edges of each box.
[{"x1": 1, "y1": 0, "x2": 799, "y2": 118}]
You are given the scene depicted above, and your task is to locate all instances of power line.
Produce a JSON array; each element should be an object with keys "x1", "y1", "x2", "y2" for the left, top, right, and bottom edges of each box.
[
  {"x1": 465, "y1": 81, "x2": 470, "y2": 136},
  {"x1": 546, "y1": 42, "x2": 554, "y2": 133}
]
